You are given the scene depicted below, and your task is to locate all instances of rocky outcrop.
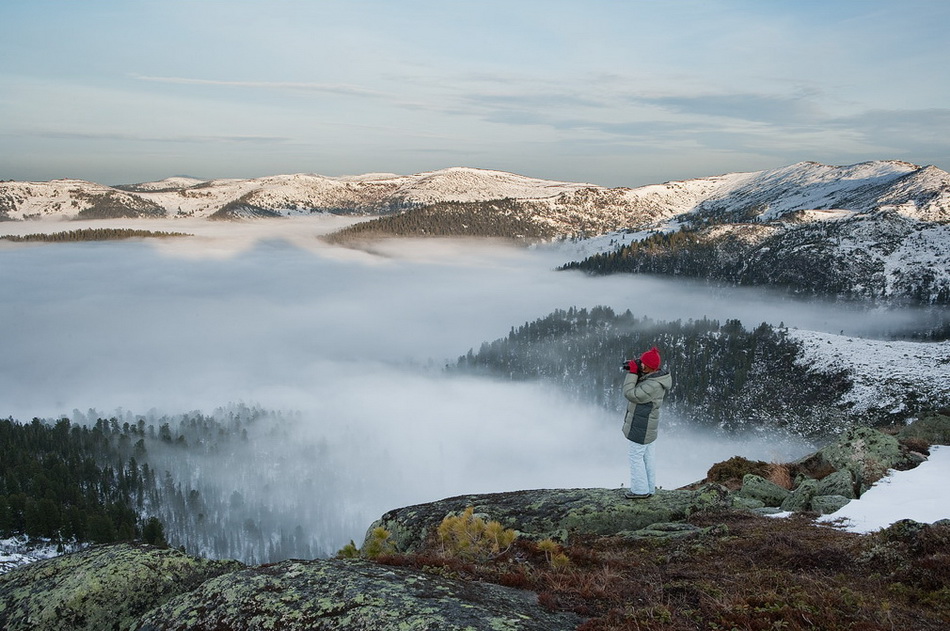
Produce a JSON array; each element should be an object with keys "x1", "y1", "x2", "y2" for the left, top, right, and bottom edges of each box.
[
  {"x1": 0, "y1": 543, "x2": 240, "y2": 631},
  {"x1": 137, "y1": 558, "x2": 580, "y2": 631},
  {"x1": 736, "y1": 425, "x2": 933, "y2": 515},
  {"x1": 0, "y1": 544, "x2": 579, "y2": 631},
  {"x1": 366, "y1": 484, "x2": 736, "y2": 552}
]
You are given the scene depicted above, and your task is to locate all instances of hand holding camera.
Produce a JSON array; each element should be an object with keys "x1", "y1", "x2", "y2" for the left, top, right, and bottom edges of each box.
[{"x1": 622, "y1": 358, "x2": 643, "y2": 374}]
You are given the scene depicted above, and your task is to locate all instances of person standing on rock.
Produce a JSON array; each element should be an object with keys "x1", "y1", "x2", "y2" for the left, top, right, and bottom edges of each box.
[{"x1": 621, "y1": 346, "x2": 672, "y2": 499}]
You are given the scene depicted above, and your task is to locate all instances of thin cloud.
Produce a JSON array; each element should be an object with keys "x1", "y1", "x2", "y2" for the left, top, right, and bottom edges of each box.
[
  {"x1": 29, "y1": 129, "x2": 291, "y2": 145},
  {"x1": 831, "y1": 108, "x2": 950, "y2": 144},
  {"x1": 131, "y1": 73, "x2": 388, "y2": 99},
  {"x1": 639, "y1": 92, "x2": 825, "y2": 125}
]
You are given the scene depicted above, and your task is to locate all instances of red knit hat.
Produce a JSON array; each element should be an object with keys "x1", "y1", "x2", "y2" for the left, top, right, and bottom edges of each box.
[{"x1": 639, "y1": 347, "x2": 661, "y2": 371}]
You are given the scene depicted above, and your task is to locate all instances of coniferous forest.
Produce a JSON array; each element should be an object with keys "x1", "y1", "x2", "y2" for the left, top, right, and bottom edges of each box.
[
  {"x1": 559, "y1": 213, "x2": 950, "y2": 305},
  {"x1": 1, "y1": 405, "x2": 361, "y2": 565},
  {"x1": 322, "y1": 199, "x2": 558, "y2": 243},
  {"x1": 0, "y1": 417, "x2": 164, "y2": 546},
  {"x1": 0, "y1": 228, "x2": 192, "y2": 242},
  {"x1": 453, "y1": 307, "x2": 857, "y2": 438}
]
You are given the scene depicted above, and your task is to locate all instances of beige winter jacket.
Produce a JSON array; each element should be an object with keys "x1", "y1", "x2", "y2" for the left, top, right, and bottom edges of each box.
[{"x1": 621, "y1": 369, "x2": 672, "y2": 444}]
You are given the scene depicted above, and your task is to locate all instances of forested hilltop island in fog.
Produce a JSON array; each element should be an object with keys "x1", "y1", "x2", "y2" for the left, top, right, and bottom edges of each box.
[
  {"x1": 3, "y1": 159, "x2": 949, "y2": 304},
  {"x1": 2, "y1": 159, "x2": 949, "y2": 630}
]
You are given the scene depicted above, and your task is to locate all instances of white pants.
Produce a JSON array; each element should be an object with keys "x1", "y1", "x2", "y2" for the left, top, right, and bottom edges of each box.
[{"x1": 628, "y1": 441, "x2": 656, "y2": 495}]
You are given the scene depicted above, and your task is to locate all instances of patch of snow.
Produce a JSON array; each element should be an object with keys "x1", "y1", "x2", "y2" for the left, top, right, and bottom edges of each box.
[
  {"x1": 0, "y1": 536, "x2": 86, "y2": 574},
  {"x1": 789, "y1": 330, "x2": 950, "y2": 414},
  {"x1": 819, "y1": 445, "x2": 950, "y2": 533}
]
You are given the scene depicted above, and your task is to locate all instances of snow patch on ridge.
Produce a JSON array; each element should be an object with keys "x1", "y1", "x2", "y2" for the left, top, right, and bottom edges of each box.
[{"x1": 790, "y1": 329, "x2": 950, "y2": 414}]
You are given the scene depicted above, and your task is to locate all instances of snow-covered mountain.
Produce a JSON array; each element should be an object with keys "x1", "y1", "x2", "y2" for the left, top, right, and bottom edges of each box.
[
  {"x1": 0, "y1": 167, "x2": 595, "y2": 221},
  {"x1": 4, "y1": 160, "x2": 948, "y2": 303},
  {"x1": 2, "y1": 160, "x2": 947, "y2": 226}
]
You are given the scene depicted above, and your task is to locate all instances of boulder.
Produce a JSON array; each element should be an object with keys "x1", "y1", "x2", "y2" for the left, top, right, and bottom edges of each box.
[
  {"x1": 0, "y1": 543, "x2": 240, "y2": 631},
  {"x1": 366, "y1": 485, "x2": 737, "y2": 552},
  {"x1": 810, "y1": 494, "x2": 852, "y2": 515},
  {"x1": 136, "y1": 558, "x2": 580, "y2": 631},
  {"x1": 817, "y1": 427, "x2": 906, "y2": 493},
  {"x1": 781, "y1": 478, "x2": 819, "y2": 513},
  {"x1": 737, "y1": 474, "x2": 791, "y2": 507},
  {"x1": 618, "y1": 522, "x2": 727, "y2": 541},
  {"x1": 815, "y1": 469, "x2": 857, "y2": 499}
]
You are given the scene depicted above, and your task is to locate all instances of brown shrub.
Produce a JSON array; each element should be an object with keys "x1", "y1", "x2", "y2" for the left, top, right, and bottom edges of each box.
[
  {"x1": 705, "y1": 455, "x2": 772, "y2": 489},
  {"x1": 376, "y1": 511, "x2": 950, "y2": 630},
  {"x1": 766, "y1": 462, "x2": 794, "y2": 489}
]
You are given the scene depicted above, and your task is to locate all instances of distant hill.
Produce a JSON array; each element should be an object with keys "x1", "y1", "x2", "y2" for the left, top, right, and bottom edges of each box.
[
  {"x1": 556, "y1": 161, "x2": 950, "y2": 305},
  {"x1": 4, "y1": 160, "x2": 947, "y2": 226},
  {"x1": 0, "y1": 167, "x2": 593, "y2": 221},
  {"x1": 3, "y1": 160, "x2": 948, "y2": 303}
]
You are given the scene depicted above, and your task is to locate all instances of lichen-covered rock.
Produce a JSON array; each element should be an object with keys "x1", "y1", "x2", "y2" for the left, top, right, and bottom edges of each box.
[
  {"x1": 366, "y1": 485, "x2": 737, "y2": 553},
  {"x1": 781, "y1": 478, "x2": 819, "y2": 513},
  {"x1": 618, "y1": 521, "x2": 727, "y2": 541},
  {"x1": 810, "y1": 494, "x2": 852, "y2": 515},
  {"x1": 135, "y1": 558, "x2": 581, "y2": 631},
  {"x1": 738, "y1": 474, "x2": 791, "y2": 507},
  {"x1": 818, "y1": 427, "x2": 906, "y2": 493},
  {"x1": 815, "y1": 469, "x2": 857, "y2": 499},
  {"x1": 898, "y1": 411, "x2": 950, "y2": 445},
  {"x1": 0, "y1": 543, "x2": 241, "y2": 631}
]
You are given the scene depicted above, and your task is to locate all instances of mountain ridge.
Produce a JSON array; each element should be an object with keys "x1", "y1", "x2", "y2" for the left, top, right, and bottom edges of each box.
[{"x1": 2, "y1": 160, "x2": 946, "y2": 225}]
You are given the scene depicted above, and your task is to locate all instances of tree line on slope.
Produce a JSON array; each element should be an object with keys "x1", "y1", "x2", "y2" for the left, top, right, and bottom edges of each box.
[
  {"x1": 1, "y1": 228, "x2": 192, "y2": 242},
  {"x1": 452, "y1": 306, "x2": 857, "y2": 439},
  {"x1": 323, "y1": 199, "x2": 558, "y2": 243},
  {"x1": 1, "y1": 405, "x2": 347, "y2": 565},
  {"x1": 560, "y1": 213, "x2": 950, "y2": 305}
]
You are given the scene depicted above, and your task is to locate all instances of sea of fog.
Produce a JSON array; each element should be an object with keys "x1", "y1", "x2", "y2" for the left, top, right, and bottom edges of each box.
[{"x1": 0, "y1": 217, "x2": 940, "y2": 555}]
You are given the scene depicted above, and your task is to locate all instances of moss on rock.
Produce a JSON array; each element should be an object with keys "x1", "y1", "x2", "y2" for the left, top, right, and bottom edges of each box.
[
  {"x1": 738, "y1": 474, "x2": 791, "y2": 507},
  {"x1": 366, "y1": 485, "x2": 737, "y2": 553},
  {"x1": 136, "y1": 558, "x2": 581, "y2": 630},
  {"x1": 0, "y1": 543, "x2": 240, "y2": 631}
]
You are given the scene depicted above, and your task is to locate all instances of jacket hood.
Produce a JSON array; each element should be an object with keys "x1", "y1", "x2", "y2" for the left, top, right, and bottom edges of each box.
[{"x1": 645, "y1": 369, "x2": 672, "y2": 391}]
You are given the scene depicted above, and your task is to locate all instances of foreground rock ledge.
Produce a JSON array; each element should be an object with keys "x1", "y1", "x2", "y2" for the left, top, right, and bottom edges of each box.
[
  {"x1": 0, "y1": 544, "x2": 580, "y2": 631},
  {"x1": 367, "y1": 484, "x2": 736, "y2": 552},
  {"x1": 137, "y1": 557, "x2": 580, "y2": 631},
  {"x1": 0, "y1": 543, "x2": 240, "y2": 631}
]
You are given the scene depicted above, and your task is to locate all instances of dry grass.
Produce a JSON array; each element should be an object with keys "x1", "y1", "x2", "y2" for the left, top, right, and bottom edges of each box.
[{"x1": 378, "y1": 510, "x2": 950, "y2": 630}]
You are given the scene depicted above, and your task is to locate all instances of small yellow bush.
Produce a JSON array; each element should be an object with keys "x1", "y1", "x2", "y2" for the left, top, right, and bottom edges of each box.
[
  {"x1": 437, "y1": 507, "x2": 516, "y2": 561},
  {"x1": 537, "y1": 538, "x2": 571, "y2": 570},
  {"x1": 361, "y1": 526, "x2": 396, "y2": 559}
]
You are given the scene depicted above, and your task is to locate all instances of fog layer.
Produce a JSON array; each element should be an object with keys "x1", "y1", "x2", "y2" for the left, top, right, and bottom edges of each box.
[{"x1": 0, "y1": 219, "x2": 934, "y2": 553}]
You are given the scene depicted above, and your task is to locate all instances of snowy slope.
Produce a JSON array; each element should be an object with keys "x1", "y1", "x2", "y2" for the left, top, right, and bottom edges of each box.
[
  {"x1": 2, "y1": 160, "x2": 947, "y2": 226},
  {"x1": 790, "y1": 329, "x2": 950, "y2": 415},
  {"x1": 706, "y1": 160, "x2": 921, "y2": 222},
  {"x1": 0, "y1": 168, "x2": 595, "y2": 221}
]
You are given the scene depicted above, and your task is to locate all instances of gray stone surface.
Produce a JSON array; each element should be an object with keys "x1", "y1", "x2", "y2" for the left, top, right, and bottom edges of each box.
[
  {"x1": 781, "y1": 478, "x2": 819, "y2": 512},
  {"x1": 0, "y1": 544, "x2": 240, "y2": 631},
  {"x1": 811, "y1": 494, "x2": 852, "y2": 515},
  {"x1": 898, "y1": 411, "x2": 950, "y2": 445},
  {"x1": 818, "y1": 427, "x2": 905, "y2": 492},
  {"x1": 816, "y1": 469, "x2": 857, "y2": 499},
  {"x1": 366, "y1": 485, "x2": 737, "y2": 553},
  {"x1": 136, "y1": 558, "x2": 581, "y2": 631},
  {"x1": 738, "y1": 474, "x2": 791, "y2": 507}
]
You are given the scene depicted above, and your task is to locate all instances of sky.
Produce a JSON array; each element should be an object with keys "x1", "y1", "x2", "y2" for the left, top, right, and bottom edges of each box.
[{"x1": 2, "y1": 0, "x2": 949, "y2": 187}]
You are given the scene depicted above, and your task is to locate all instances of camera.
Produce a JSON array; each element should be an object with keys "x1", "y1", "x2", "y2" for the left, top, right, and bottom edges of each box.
[{"x1": 621, "y1": 358, "x2": 643, "y2": 373}]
